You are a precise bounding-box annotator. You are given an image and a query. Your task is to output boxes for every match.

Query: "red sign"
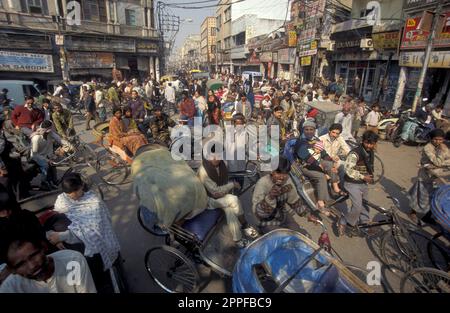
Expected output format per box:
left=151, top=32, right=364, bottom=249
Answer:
left=401, top=12, right=450, bottom=49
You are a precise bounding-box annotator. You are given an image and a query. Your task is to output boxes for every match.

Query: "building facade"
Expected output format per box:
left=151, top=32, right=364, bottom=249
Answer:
left=180, top=34, right=201, bottom=70
left=200, top=16, right=216, bottom=71
left=0, top=0, right=161, bottom=89
left=216, top=0, right=232, bottom=74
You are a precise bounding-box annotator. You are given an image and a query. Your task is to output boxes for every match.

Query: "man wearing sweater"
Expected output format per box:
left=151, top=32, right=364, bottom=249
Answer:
left=11, top=96, right=44, bottom=136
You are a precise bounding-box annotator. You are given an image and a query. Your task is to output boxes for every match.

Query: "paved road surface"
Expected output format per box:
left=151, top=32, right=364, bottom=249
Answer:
left=71, top=114, right=429, bottom=293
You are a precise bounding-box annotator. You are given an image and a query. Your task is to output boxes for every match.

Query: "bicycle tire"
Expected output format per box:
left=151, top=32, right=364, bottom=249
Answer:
left=81, top=144, right=98, bottom=169
left=95, top=154, right=129, bottom=185
left=372, top=154, right=384, bottom=184
left=400, top=267, right=450, bottom=293
left=427, top=232, right=450, bottom=272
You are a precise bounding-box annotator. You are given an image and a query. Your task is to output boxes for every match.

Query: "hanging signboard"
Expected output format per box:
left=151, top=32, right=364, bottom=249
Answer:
left=373, top=31, right=400, bottom=50
left=278, top=48, right=296, bottom=64
left=0, top=51, right=54, bottom=73
left=301, top=56, right=312, bottom=66
left=67, top=52, right=114, bottom=69
left=288, top=31, right=298, bottom=47
left=401, top=12, right=450, bottom=49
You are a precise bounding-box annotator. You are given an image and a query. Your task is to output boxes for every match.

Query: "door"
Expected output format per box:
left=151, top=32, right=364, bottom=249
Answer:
left=362, top=65, right=376, bottom=102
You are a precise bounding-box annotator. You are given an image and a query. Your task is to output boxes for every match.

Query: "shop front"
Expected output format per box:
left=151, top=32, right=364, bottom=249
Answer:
left=277, top=48, right=296, bottom=80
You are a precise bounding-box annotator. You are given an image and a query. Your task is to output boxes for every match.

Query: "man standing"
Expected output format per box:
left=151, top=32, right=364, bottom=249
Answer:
left=252, top=157, right=306, bottom=234
left=128, top=90, right=146, bottom=131
left=0, top=238, right=96, bottom=293
left=334, top=101, right=354, bottom=141
left=234, top=93, right=252, bottom=121
left=11, top=96, right=44, bottom=136
left=164, top=82, right=176, bottom=115
left=338, top=131, right=379, bottom=236
left=84, top=90, right=99, bottom=131
left=179, top=91, right=196, bottom=127
left=365, top=104, right=381, bottom=134
left=41, top=99, right=53, bottom=122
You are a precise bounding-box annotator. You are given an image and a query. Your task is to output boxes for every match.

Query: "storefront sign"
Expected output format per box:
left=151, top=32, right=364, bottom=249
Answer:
left=298, top=27, right=316, bottom=43
left=298, top=0, right=326, bottom=19
left=68, top=37, right=136, bottom=53
left=0, top=51, right=54, bottom=73
left=373, top=31, right=400, bottom=50
left=247, top=50, right=260, bottom=65
left=335, top=39, right=361, bottom=49
left=260, top=52, right=273, bottom=63
left=278, top=48, right=296, bottom=64
left=67, top=52, right=114, bottom=69
left=298, top=49, right=318, bottom=57
left=136, top=41, right=158, bottom=53
left=288, top=31, right=298, bottom=47
left=301, top=56, right=312, bottom=66
left=401, top=12, right=450, bottom=49
left=332, top=50, right=381, bottom=61
left=272, top=52, right=278, bottom=63
left=332, top=19, right=371, bottom=33
left=399, top=51, right=450, bottom=68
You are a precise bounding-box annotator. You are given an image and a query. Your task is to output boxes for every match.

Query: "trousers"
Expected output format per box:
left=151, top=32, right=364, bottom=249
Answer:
left=340, top=182, right=370, bottom=226
left=207, top=194, right=243, bottom=241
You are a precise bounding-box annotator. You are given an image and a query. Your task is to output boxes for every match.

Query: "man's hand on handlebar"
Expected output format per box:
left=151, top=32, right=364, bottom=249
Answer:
left=363, top=175, right=374, bottom=184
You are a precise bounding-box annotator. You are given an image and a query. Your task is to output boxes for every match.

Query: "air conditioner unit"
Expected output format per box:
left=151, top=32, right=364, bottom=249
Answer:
left=360, top=38, right=374, bottom=49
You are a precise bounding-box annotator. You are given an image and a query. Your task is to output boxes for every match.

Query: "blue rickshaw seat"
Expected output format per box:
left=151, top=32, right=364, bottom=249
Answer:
left=181, top=208, right=223, bottom=242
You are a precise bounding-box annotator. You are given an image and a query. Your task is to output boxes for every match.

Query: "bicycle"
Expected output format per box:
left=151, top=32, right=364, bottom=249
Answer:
left=52, top=131, right=98, bottom=169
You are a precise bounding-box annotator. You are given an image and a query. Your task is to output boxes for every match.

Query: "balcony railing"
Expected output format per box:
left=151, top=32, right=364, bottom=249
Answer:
left=0, top=10, right=159, bottom=39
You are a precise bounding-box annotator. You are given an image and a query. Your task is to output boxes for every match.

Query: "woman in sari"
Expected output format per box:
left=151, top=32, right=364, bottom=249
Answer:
left=205, top=94, right=222, bottom=126
left=108, top=107, right=148, bottom=156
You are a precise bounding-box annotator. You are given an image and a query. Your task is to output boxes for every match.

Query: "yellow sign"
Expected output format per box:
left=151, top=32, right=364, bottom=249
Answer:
left=310, top=40, right=317, bottom=50
left=301, top=56, right=312, bottom=66
left=373, top=31, right=400, bottom=50
left=289, top=31, right=297, bottom=47
left=407, top=18, right=417, bottom=27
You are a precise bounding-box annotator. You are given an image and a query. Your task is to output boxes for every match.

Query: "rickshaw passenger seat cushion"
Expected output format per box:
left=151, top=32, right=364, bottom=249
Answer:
left=181, top=208, right=223, bottom=242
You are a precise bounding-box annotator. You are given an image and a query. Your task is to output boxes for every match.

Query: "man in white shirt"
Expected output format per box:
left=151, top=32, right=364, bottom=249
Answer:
left=320, top=123, right=351, bottom=181
left=0, top=239, right=96, bottom=293
left=365, top=104, right=381, bottom=134
left=164, top=82, right=176, bottom=113
left=334, top=101, right=355, bottom=141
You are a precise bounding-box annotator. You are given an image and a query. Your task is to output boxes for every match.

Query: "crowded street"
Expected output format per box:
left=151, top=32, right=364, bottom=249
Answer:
left=0, top=0, right=450, bottom=297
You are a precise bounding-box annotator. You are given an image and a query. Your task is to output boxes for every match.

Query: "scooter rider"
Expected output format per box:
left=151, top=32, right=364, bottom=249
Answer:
left=338, top=130, right=378, bottom=236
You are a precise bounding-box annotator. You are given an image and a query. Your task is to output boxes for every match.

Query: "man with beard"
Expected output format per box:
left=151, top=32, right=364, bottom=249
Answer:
left=252, top=157, right=306, bottom=234
left=0, top=238, right=96, bottom=293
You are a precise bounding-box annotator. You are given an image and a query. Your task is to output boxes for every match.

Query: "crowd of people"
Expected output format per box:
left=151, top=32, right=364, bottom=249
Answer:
left=0, top=70, right=448, bottom=293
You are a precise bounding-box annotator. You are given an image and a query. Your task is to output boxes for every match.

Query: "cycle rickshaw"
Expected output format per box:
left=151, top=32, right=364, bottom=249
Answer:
left=134, top=145, right=373, bottom=293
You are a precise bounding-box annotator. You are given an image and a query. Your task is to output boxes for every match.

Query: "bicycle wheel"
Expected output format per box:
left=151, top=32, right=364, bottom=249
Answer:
left=96, top=154, right=129, bottom=185
left=400, top=267, right=450, bottom=293
left=372, top=154, right=384, bottom=184
left=427, top=232, right=450, bottom=272
left=145, top=245, right=199, bottom=293
left=81, top=144, right=98, bottom=169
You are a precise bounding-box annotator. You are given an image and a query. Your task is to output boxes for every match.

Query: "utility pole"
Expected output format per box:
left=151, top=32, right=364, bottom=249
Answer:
left=411, top=0, right=443, bottom=113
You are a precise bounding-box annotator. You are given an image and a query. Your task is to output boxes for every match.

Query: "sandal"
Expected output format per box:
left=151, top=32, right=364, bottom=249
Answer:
left=317, top=206, right=332, bottom=217
left=337, top=223, right=346, bottom=237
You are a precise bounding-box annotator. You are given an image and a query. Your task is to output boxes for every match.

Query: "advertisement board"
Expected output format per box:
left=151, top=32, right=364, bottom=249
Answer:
left=0, top=51, right=54, bottom=73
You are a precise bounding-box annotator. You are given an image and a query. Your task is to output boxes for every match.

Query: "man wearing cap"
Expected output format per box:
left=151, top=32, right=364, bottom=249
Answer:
left=294, top=120, right=340, bottom=216
left=149, top=105, right=176, bottom=146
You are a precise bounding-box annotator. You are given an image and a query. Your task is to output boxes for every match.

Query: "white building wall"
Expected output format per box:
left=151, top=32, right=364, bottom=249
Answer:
left=231, top=0, right=290, bottom=21
left=117, top=2, right=144, bottom=26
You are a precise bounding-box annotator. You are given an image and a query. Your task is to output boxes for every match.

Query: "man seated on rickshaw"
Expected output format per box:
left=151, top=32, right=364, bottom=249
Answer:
left=338, top=131, right=378, bottom=236
left=295, top=120, right=342, bottom=217
left=149, top=105, right=176, bottom=146
left=108, top=107, right=148, bottom=158
left=252, top=157, right=306, bottom=235
left=197, top=150, right=259, bottom=248
left=409, top=128, right=450, bottom=223
left=319, top=123, right=351, bottom=183
left=52, top=103, right=75, bottom=140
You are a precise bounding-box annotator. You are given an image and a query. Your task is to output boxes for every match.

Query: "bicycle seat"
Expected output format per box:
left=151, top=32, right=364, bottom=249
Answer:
left=181, top=208, right=223, bottom=242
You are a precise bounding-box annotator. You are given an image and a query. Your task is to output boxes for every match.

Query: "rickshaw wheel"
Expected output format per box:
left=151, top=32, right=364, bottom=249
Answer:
left=427, top=232, right=450, bottom=272
left=400, top=267, right=450, bottom=293
left=96, top=154, right=129, bottom=185
left=372, top=155, right=384, bottom=184
left=145, top=245, right=199, bottom=293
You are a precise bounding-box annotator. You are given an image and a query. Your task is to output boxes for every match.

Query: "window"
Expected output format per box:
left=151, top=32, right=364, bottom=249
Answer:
left=224, top=8, right=231, bottom=22
left=83, top=0, right=100, bottom=21
left=21, top=0, right=48, bottom=15
left=216, top=14, right=222, bottom=28
left=211, top=27, right=216, bottom=36
left=224, top=37, right=231, bottom=49
left=125, top=9, right=137, bottom=26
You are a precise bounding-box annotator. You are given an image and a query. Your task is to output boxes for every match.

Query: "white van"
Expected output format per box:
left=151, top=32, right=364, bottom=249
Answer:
left=0, top=80, right=41, bottom=108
